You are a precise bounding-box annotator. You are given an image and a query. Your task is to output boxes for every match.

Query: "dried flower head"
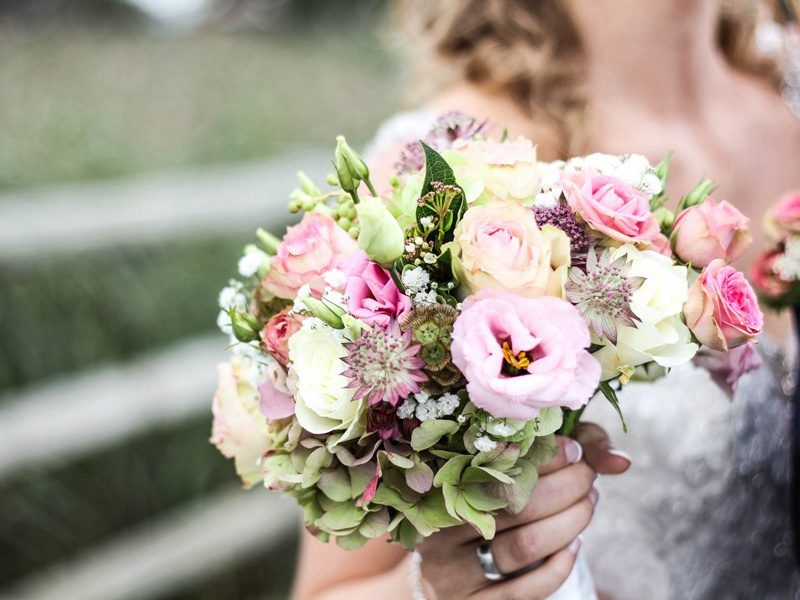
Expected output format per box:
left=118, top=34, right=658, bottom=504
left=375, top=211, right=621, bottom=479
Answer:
left=564, top=248, right=645, bottom=344
left=532, top=201, right=592, bottom=263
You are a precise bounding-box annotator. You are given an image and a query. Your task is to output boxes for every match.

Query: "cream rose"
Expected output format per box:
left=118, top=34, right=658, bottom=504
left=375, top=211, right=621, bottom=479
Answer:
left=593, top=244, right=699, bottom=380
left=447, top=198, right=570, bottom=299
left=457, top=138, right=540, bottom=202
left=288, top=320, right=364, bottom=438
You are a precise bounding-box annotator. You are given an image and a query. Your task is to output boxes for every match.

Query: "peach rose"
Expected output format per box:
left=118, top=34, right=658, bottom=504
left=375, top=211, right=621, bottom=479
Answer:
left=210, top=358, right=272, bottom=488
left=684, top=259, right=764, bottom=351
left=446, top=198, right=570, bottom=299
left=765, top=190, right=800, bottom=242
left=261, top=307, right=302, bottom=366
left=671, top=198, right=751, bottom=267
left=562, top=170, right=661, bottom=246
left=263, top=212, right=358, bottom=299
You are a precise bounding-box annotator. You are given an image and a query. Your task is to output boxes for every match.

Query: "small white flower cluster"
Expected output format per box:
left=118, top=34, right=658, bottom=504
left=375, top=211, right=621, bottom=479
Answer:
left=569, top=153, right=663, bottom=197
left=774, top=235, right=800, bottom=282
left=405, top=235, right=439, bottom=266
left=402, top=266, right=452, bottom=306
left=474, top=435, right=498, bottom=452
left=292, top=284, right=313, bottom=313
left=237, top=246, right=270, bottom=278
left=217, top=280, right=248, bottom=335
left=397, top=391, right=460, bottom=422
left=533, top=160, right=567, bottom=208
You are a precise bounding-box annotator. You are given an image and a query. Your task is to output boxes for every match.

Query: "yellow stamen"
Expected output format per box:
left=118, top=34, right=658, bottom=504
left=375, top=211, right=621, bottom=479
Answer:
left=502, top=341, right=531, bottom=371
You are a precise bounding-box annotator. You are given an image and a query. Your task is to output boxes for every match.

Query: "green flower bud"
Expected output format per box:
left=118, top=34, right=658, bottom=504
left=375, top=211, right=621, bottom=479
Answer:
left=654, top=206, right=675, bottom=230
left=338, top=218, right=353, bottom=231
left=255, top=228, right=281, bottom=255
left=682, top=179, right=714, bottom=210
left=348, top=226, right=360, bottom=239
left=228, top=308, right=261, bottom=342
left=326, top=173, right=340, bottom=187
left=336, top=202, right=351, bottom=218
left=355, top=196, right=404, bottom=266
left=333, top=157, right=357, bottom=194
left=301, top=297, right=346, bottom=329
left=335, top=135, right=369, bottom=181
left=297, top=171, right=322, bottom=197
left=288, top=200, right=302, bottom=214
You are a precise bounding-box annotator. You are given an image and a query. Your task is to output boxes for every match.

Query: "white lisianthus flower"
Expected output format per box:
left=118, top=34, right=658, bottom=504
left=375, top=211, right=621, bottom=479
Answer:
left=594, top=244, right=699, bottom=381
left=288, top=320, right=363, bottom=439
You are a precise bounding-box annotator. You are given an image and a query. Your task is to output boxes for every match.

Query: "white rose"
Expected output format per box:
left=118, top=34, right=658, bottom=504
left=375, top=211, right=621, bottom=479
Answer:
left=288, top=321, right=364, bottom=438
left=456, top=138, right=540, bottom=202
left=594, top=245, right=698, bottom=381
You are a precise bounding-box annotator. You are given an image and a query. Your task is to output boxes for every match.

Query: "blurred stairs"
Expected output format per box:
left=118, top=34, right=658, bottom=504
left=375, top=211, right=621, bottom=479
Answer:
left=0, top=150, right=329, bottom=599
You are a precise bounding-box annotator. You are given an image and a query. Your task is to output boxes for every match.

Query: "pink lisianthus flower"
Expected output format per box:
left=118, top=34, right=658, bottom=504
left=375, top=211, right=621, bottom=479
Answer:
left=684, top=259, right=764, bottom=351
left=693, top=342, right=762, bottom=399
left=261, top=307, right=302, bottom=366
left=343, top=250, right=412, bottom=327
left=210, top=359, right=272, bottom=488
left=671, top=197, right=751, bottom=268
left=451, top=290, right=601, bottom=420
left=263, top=212, right=358, bottom=299
left=765, top=189, right=800, bottom=242
left=750, top=248, right=792, bottom=298
left=258, top=361, right=295, bottom=420
left=562, top=170, right=661, bottom=246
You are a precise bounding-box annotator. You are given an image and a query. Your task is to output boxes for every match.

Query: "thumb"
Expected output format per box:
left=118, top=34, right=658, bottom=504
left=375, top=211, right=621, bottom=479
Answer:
left=574, top=422, right=631, bottom=475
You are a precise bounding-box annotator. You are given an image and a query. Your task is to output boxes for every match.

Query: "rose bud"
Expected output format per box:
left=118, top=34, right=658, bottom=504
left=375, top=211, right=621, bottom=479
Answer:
left=670, top=198, right=751, bottom=268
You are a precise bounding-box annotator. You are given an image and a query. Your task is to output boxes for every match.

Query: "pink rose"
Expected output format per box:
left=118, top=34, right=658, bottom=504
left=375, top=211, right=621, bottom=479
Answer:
left=765, top=190, right=800, bottom=242
left=261, top=307, right=302, bottom=366
left=684, top=259, right=764, bottom=351
left=447, top=198, right=571, bottom=299
left=263, top=212, right=358, bottom=299
left=562, top=170, right=661, bottom=245
left=210, top=359, right=271, bottom=488
left=693, top=342, right=762, bottom=399
left=342, top=250, right=412, bottom=327
left=258, top=361, right=295, bottom=420
left=750, top=249, right=792, bottom=298
left=451, top=290, right=601, bottom=420
left=671, top=198, right=751, bottom=268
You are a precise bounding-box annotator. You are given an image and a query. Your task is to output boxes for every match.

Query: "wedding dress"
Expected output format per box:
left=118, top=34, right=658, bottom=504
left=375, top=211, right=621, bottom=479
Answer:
left=366, top=64, right=800, bottom=596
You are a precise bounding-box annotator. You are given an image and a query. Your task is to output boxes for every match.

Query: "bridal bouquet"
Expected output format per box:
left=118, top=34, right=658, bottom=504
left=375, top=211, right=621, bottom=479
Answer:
left=752, top=190, right=800, bottom=307
left=211, top=113, right=763, bottom=550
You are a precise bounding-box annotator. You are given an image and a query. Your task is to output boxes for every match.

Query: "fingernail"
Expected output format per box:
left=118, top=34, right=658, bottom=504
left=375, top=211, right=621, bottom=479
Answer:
left=607, top=448, right=633, bottom=465
left=565, top=439, right=583, bottom=463
left=568, top=537, right=582, bottom=554
left=588, top=487, right=599, bottom=507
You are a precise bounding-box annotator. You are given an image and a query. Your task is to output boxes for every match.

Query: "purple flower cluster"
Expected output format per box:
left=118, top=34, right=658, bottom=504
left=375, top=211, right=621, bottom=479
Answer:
left=533, top=202, right=591, bottom=258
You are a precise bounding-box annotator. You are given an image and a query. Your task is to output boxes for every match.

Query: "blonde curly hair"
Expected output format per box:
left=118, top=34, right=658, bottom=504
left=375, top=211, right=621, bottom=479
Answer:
left=396, top=0, right=799, bottom=156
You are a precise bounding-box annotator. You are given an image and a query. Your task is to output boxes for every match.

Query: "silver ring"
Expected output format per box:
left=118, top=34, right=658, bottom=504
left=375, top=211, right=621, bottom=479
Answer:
left=476, top=541, right=504, bottom=581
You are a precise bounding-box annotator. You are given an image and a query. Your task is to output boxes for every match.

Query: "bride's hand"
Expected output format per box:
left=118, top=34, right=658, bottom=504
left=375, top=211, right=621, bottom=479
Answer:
left=416, top=429, right=630, bottom=600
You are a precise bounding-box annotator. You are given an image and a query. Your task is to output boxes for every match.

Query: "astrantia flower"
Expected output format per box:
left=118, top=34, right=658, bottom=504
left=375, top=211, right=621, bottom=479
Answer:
left=565, top=248, right=645, bottom=344
left=342, top=322, right=428, bottom=406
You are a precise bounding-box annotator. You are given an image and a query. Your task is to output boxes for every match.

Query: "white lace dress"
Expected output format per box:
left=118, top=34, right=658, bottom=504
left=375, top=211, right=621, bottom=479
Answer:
left=367, top=97, right=800, bottom=599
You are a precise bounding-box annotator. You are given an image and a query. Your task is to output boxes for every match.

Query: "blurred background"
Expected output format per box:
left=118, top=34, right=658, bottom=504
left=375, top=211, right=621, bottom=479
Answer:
left=0, top=1, right=401, bottom=598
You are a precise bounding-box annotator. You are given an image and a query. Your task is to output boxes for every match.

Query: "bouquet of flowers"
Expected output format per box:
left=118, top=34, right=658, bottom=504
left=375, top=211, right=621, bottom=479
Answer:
left=752, top=190, right=800, bottom=307
left=211, top=113, right=763, bottom=550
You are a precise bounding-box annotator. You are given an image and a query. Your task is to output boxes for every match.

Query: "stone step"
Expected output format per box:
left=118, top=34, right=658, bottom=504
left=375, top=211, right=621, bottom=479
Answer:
left=0, top=486, right=298, bottom=600
left=0, top=334, right=225, bottom=480
left=0, top=147, right=329, bottom=263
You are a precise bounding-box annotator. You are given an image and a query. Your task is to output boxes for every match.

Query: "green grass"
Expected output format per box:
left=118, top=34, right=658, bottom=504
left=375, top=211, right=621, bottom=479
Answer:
left=0, top=20, right=401, bottom=191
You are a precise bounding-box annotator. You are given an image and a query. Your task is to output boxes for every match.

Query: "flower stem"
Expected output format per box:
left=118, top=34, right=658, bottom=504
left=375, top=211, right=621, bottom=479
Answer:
left=558, top=406, right=586, bottom=438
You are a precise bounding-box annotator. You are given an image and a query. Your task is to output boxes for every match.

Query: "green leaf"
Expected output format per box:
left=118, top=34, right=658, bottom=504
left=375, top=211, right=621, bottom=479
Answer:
left=316, top=501, right=366, bottom=534
left=359, top=508, right=391, bottom=539
left=398, top=519, right=421, bottom=551
left=454, top=493, right=496, bottom=539
left=336, top=531, right=369, bottom=550
left=433, top=455, right=472, bottom=487
left=522, top=434, right=559, bottom=470
left=473, top=466, right=514, bottom=485
left=417, top=142, right=467, bottom=238
left=461, top=482, right=510, bottom=513
left=406, top=455, right=434, bottom=493
left=534, top=408, right=564, bottom=437
left=348, top=462, right=376, bottom=498
left=404, top=488, right=462, bottom=536
left=411, top=419, right=460, bottom=451
left=493, top=454, right=541, bottom=514
left=379, top=450, right=415, bottom=470
left=600, top=381, right=628, bottom=433
left=371, top=484, right=413, bottom=512
left=317, top=467, right=352, bottom=502
left=302, top=446, right=333, bottom=488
